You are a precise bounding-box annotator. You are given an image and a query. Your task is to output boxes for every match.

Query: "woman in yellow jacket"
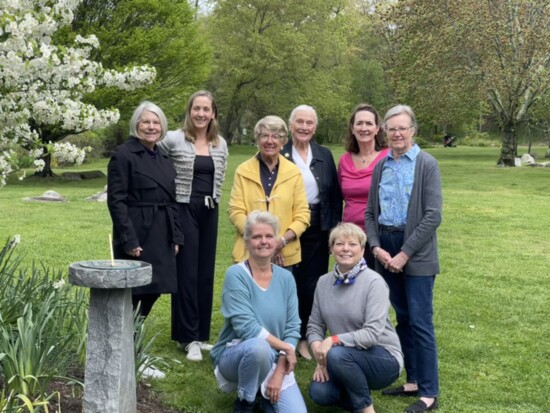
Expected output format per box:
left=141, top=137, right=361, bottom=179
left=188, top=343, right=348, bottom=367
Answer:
left=228, top=115, right=310, bottom=269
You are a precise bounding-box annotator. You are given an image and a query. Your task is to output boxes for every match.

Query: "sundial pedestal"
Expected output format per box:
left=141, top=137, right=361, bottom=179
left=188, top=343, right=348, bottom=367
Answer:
left=69, top=260, right=152, bottom=413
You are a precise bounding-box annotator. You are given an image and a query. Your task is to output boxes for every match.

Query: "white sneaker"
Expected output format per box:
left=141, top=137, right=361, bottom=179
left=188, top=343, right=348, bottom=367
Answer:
left=199, top=342, right=213, bottom=351
left=185, top=341, right=203, bottom=361
left=139, top=365, right=166, bottom=379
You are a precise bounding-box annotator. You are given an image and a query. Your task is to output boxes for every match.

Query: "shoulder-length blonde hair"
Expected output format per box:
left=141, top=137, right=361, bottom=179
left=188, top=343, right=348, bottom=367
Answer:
left=182, top=90, right=221, bottom=146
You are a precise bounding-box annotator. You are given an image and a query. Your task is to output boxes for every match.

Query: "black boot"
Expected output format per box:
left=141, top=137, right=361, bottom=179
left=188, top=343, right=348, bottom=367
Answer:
left=232, top=397, right=255, bottom=413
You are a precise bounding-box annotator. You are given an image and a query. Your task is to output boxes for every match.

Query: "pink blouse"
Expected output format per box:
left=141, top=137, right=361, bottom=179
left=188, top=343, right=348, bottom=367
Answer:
left=338, top=149, right=389, bottom=230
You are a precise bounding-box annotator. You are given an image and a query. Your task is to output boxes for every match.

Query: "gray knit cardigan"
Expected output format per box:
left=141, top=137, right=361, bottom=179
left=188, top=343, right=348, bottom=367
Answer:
left=158, top=130, right=228, bottom=203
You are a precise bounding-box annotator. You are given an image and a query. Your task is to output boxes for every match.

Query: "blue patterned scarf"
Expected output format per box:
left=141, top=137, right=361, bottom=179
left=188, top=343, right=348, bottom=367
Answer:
left=333, top=258, right=367, bottom=286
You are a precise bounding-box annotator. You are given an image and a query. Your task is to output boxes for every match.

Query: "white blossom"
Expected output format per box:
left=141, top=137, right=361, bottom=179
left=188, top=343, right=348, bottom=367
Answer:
left=33, top=159, right=46, bottom=172
left=0, top=0, right=156, bottom=186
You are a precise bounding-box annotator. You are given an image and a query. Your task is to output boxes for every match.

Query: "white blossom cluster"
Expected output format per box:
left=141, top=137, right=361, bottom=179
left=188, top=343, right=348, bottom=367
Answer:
left=0, top=0, right=156, bottom=186
left=51, top=141, right=89, bottom=166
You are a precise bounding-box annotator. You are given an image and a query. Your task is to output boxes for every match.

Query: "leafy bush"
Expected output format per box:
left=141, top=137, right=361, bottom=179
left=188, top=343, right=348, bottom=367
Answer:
left=0, top=237, right=87, bottom=402
left=0, top=388, right=51, bottom=412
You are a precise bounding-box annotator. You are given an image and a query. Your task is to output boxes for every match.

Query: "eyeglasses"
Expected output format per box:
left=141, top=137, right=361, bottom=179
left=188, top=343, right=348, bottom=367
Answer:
left=386, top=126, right=414, bottom=134
left=258, top=133, right=284, bottom=141
left=139, top=120, right=161, bottom=127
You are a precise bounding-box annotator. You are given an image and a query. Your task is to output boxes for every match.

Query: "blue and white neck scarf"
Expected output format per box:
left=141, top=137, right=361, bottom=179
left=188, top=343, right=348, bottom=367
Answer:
left=333, top=258, right=367, bottom=286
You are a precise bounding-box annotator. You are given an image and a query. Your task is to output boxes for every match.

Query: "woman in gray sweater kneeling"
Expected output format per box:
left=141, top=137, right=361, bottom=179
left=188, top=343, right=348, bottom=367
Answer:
left=307, top=223, right=403, bottom=413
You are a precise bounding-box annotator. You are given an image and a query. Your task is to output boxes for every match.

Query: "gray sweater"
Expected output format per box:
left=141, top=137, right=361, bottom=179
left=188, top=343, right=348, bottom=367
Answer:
left=158, top=130, right=228, bottom=203
left=307, top=268, right=404, bottom=371
left=365, top=150, right=442, bottom=276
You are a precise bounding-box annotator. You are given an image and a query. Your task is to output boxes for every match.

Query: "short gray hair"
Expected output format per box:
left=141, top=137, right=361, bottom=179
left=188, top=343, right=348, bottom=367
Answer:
left=384, top=104, right=417, bottom=128
left=253, top=116, right=288, bottom=145
left=289, top=105, right=318, bottom=127
left=244, top=211, right=280, bottom=242
left=329, top=222, right=367, bottom=249
left=129, top=101, right=168, bottom=140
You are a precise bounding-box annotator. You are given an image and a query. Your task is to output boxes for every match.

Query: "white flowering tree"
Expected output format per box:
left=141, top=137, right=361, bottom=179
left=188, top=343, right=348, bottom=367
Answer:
left=0, top=0, right=156, bottom=184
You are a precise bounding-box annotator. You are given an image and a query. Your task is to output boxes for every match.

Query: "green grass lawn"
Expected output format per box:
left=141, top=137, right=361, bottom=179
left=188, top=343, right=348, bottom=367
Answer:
left=1, top=145, right=549, bottom=412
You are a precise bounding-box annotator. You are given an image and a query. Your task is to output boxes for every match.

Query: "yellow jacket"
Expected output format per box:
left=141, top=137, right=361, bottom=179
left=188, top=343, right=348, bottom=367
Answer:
left=228, top=154, right=310, bottom=265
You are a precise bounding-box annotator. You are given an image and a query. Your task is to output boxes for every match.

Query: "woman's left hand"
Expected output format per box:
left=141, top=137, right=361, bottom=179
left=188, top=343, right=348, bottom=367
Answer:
left=313, top=337, right=332, bottom=367
left=385, top=251, right=409, bottom=273
left=174, top=244, right=180, bottom=255
left=266, top=372, right=284, bottom=403
left=312, top=363, right=330, bottom=382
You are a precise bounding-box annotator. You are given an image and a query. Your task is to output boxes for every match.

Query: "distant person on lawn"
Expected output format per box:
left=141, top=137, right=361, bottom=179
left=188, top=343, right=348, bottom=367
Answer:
left=211, top=211, right=307, bottom=413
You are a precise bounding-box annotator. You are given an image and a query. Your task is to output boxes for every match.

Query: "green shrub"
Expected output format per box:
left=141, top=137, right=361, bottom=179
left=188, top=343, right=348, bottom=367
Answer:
left=0, top=237, right=87, bottom=401
left=0, top=388, right=51, bottom=412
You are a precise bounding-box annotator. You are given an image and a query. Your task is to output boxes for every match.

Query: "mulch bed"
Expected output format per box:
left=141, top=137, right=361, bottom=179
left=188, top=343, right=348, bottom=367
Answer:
left=46, top=375, right=184, bottom=413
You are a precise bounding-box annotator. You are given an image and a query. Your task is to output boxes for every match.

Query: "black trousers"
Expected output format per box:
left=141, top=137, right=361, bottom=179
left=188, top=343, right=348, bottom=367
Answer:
left=132, top=293, right=160, bottom=318
left=171, top=199, right=218, bottom=344
left=293, top=222, right=330, bottom=339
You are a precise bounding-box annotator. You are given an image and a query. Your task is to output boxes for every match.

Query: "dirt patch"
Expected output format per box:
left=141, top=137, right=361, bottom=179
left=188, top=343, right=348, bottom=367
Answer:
left=46, top=377, right=184, bottom=413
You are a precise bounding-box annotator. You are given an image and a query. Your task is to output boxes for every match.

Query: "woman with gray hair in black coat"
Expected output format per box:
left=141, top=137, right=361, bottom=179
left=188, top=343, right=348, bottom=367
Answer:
left=108, top=101, right=183, bottom=318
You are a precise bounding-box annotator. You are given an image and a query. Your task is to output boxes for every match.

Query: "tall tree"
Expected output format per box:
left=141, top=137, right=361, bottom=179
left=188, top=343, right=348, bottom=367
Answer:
left=70, top=0, right=211, bottom=147
left=380, top=0, right=550, bottom=165
left=0, top=0, right=156, bottom=181
left=207, top=0, right=356, bottom=143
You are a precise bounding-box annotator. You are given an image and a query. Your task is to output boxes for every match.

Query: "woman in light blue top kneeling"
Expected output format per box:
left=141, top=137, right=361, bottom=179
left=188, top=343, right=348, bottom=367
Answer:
left=211, top=211, right=307, bottom=413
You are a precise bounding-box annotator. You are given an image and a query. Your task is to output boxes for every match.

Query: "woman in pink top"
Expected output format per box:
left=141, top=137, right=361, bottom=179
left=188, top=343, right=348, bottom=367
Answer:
left=338, top=104, right=388, bottom=268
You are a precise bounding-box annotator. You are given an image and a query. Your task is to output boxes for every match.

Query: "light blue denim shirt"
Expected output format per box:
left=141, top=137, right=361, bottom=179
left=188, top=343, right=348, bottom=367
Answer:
left=379, top=144, right=420, bottom=227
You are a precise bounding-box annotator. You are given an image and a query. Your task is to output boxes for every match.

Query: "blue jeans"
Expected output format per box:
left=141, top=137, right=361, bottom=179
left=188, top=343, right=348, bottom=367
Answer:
left=380, top=229, right=439, bottom=397
left=309, top=345, right=400, bottom=412
left=217, top=338, right=307, bottom=413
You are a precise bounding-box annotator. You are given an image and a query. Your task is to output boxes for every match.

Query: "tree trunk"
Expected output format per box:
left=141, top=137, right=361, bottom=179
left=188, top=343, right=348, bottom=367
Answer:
left=497, top=122, right=517, bottom=167
left=222, top=97, right=242, bottom=145
left=34, top=152, right=55, bottom=178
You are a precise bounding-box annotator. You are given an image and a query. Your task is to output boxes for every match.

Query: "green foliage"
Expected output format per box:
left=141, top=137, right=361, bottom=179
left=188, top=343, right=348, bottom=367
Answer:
left=0, top=241, right=87, bottom=400
left=207, top=0, right=359, bottom=143
left=0, top=388, right=51, bottom=413
left=69, top=0, right=212, bottom=150
left=379, top=0, right=550, bottom=165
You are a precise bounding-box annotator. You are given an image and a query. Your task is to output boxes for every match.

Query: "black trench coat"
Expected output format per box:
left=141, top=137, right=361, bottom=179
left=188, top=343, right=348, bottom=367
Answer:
left=107, top=137, right=184, bottom=295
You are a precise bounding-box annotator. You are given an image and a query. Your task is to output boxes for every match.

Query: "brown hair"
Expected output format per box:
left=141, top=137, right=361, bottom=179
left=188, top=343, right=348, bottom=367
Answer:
left=344, top=103, right=387, bottom=154
left=182, top=90, right=221, bottom=146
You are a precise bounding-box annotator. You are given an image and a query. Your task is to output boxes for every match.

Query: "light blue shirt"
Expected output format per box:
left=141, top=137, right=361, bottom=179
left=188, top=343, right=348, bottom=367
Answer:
left=211, top=262, right=301, bottom=365
left=379, top=144, right=420, bottom=227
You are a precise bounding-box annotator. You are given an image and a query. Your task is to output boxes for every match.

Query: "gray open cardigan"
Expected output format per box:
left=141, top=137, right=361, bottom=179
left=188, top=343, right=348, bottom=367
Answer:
left=365, top=150, right=442, bottom=276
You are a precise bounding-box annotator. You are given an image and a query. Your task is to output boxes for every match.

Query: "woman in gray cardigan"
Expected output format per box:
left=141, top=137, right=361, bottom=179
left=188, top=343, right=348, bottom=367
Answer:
left=158, top=90, right=228, bottom=362
left=365, top=105, right=442, bottom=413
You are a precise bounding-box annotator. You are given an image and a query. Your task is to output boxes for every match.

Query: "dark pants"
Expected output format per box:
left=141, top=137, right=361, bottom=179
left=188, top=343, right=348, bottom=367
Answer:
left=379, top=229, right=439, bottom=397
left=171, top=199, right=218, bottom=344
left=293, top=206, right=330, bottom=339
left=309, top=345, right=400, bottom=412
left=132, top=293, right=160, bottom=318
left=363, top=241, right=375, bottom=270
